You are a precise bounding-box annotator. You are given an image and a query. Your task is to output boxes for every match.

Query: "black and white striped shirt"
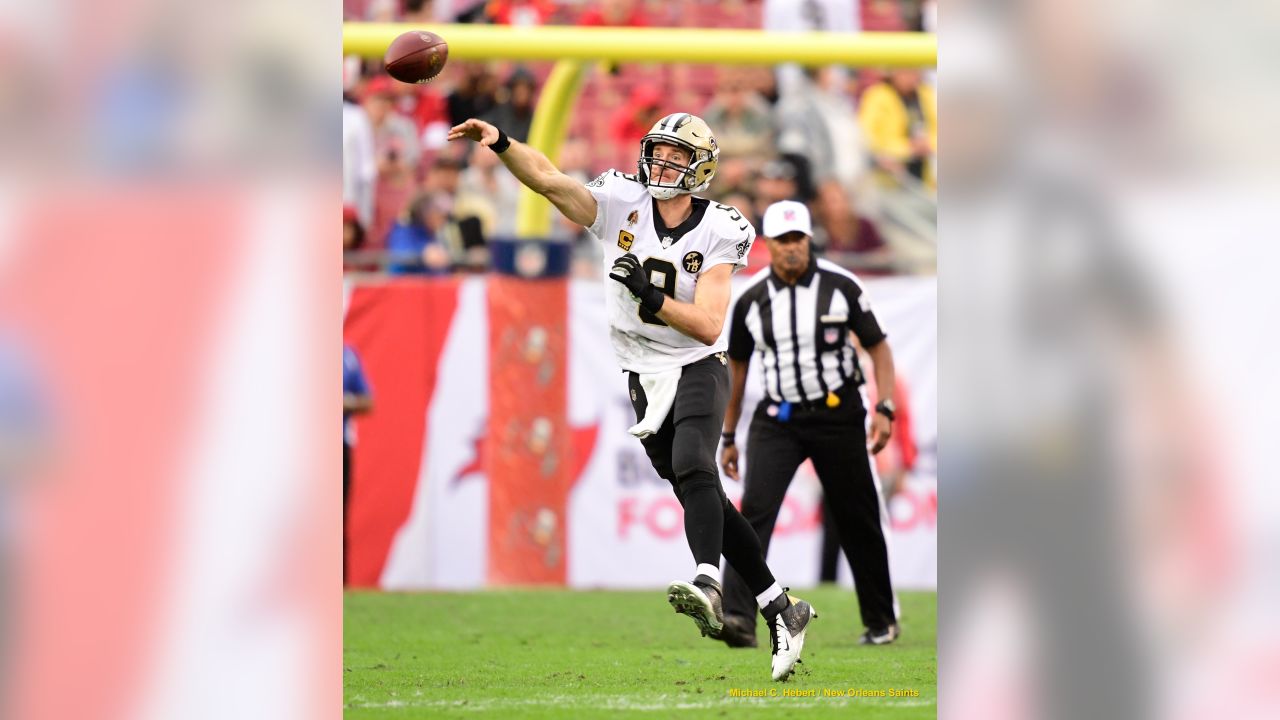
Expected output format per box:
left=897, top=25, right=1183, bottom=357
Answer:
left=727, top=257, right=886, bottom=405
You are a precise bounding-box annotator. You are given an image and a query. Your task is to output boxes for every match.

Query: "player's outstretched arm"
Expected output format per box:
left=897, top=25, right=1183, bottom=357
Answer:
left=447, top=119, right=597, bottom=227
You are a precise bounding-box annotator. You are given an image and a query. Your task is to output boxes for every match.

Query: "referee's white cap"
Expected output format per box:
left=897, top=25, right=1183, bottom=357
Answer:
left=762, top=200, right=813, bottom=238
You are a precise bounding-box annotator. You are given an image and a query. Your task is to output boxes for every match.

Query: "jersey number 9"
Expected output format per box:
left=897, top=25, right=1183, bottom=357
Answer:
left=639, top=258, right=678, bottom=326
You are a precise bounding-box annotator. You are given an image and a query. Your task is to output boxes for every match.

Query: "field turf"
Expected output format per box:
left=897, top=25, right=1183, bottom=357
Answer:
left=345, top=587, right=936, bottom=718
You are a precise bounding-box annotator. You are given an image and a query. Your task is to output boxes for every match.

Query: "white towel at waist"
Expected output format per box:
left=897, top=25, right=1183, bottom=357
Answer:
left=628, top=367, right=683, bottom=439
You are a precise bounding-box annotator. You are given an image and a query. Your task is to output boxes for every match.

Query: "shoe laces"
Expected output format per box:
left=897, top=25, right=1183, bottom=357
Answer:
left=771, top=611, right=790, bottom=656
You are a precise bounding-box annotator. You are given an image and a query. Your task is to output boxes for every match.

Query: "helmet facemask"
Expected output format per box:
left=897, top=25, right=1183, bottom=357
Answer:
left=638, top=139, right=697, bottom=200
left=636, top=114, right=719, bottom=200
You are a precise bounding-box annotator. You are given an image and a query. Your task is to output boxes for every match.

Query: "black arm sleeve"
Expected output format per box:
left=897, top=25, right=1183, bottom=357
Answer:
left=844, top=280, right=887, bottom=348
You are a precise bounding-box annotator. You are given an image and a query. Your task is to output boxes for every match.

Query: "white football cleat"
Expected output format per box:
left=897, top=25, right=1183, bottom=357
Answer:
left=769, top=595, right=817, bottom=681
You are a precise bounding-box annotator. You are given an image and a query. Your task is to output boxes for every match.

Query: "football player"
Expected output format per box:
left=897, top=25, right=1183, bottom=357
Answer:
left=449, top=113, right=816, bottom=680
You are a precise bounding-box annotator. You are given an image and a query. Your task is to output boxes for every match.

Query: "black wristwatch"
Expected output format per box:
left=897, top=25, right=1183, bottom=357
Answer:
left=874, top=399, right=896, bottom=422
left=721, top=431, right=736, bottom=446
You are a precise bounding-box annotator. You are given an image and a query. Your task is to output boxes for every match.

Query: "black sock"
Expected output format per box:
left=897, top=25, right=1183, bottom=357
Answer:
left=761, top=592, right=790, bottom=624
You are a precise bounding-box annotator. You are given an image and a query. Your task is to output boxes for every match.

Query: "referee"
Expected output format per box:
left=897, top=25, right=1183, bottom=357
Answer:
left=718, top=200, right=901, bottom=647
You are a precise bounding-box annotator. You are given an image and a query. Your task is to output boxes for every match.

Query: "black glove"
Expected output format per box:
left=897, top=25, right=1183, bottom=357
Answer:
left=609, top=253, right=665, bottom=313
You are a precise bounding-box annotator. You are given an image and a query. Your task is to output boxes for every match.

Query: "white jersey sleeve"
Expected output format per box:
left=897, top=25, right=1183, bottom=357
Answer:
left=585, top=169, right=644, bottom=241
left=702, top=201, right=757, bottom=274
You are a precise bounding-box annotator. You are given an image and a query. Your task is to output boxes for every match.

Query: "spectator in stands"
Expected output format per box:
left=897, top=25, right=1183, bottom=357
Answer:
left=748, top=65, right=780, bottom=107
left=549, top=138, right=593, bottom=241
left=752, top=159, right=801, bottom=225
left=482, top=66, right=538, bottom=143
left=863, top=0, right=909, bottom=31
left=364, top=74, right=423, bottom=246
left=458, top=143, right=520, bottom=238
left=858, top=69, right=936, bottom=186
left=385, top=191, right=453, bottom=274
left=775, top=67, right=858, bottom=196
left=423, top=154, right=466, bottom=195
left=712, top=157, right=757, bottom=200
left=364, top=75, right=422, bottom=176
left=485, top=0, right=556, bottom=26
left=765, top=0, right=859, bottom=34
left=446, top=63, right=499, bottom=127
left=343, top=204, right=365, bottom=253
left=814, top=181, right=894, bottom=272
left=445, top=0, right=490, bottom=22
left=343, top=92, right=377, bottom=228
left=366, top=0, right=398, bottom=22
left=390, top=75, right=450, bottom=153
left=578, top=0, right=649, bottom=27
left=556, top=137, right=593, bottom=184
left=764, top=0, right=858, bottom=98
left=403, top=0, right=435, bottom=23
left=608, top=84, right=665, bottom=166
left=701, top=67, right=776, bottom=167
left=344, top=204, right=377, bottom=273
left=813, top=65, right=869, bottom=191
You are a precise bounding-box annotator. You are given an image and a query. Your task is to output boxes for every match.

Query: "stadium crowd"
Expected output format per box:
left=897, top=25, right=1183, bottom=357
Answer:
left=342, top=0, right=937, bottom=276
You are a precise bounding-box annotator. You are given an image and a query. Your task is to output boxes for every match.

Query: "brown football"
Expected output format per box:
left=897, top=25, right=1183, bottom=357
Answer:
left=384, top=31, right=448, bottom=84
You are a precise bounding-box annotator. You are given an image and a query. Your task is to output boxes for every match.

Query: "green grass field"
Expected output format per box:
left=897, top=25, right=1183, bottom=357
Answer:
left=345, top=587, right=936, bottom=718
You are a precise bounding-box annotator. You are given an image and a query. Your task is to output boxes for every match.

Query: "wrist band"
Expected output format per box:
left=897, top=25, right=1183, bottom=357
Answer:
left=490, top=128, right=511, bottom=154
left=721, top=432, right=735, bottom=444
left=875, top=401, right=895, bottom=422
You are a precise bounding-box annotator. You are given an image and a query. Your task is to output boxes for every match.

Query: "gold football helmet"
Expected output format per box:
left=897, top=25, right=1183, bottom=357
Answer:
left=637, top=113, right=719, bottom=200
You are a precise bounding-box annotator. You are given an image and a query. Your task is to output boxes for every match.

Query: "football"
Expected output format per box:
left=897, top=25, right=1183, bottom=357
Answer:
left=384, top=30, right=448, bottom=84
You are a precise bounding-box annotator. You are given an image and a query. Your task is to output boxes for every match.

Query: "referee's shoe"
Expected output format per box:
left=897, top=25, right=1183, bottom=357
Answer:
left=858, top=623, right=901, bottom=646
left=719, top=615, right=759, bottom=648
left=666, top=575, right=725, bottom=639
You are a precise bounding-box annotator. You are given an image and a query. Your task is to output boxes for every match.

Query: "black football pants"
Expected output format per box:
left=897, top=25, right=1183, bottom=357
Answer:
left=628, top=353, right=777, bottom=595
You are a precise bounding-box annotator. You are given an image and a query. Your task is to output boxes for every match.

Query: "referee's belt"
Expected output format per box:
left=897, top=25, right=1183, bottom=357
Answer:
left=762, top=382, right=861, bottom=419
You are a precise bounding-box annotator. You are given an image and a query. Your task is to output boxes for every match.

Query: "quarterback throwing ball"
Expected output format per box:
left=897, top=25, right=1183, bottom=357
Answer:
left=449, top=113, right=816, bottom=681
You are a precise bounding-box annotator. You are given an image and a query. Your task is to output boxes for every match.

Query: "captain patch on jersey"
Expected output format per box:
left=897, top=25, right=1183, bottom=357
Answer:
left=586, top=170, right=756, bottom=373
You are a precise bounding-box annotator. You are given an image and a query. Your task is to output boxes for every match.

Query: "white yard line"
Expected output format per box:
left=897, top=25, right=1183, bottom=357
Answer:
left=346, top=693, right=936, bottom=711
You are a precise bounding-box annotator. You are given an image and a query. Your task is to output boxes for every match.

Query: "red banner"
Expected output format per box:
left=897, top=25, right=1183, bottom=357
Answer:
left=486, top=277, right=570, bottom=584
left=343, top=278, right=462, bottom=586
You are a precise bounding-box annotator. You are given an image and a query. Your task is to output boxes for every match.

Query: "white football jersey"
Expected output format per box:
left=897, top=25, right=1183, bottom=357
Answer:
left=586, top=170, right=756, bottom=373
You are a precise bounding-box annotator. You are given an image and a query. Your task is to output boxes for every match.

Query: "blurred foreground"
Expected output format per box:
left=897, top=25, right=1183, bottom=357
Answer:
left=942, top=1, right=1280, bottom=719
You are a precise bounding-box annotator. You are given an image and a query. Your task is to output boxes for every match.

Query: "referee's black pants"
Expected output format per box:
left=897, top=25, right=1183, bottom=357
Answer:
left=722, top=383, right=898, bottom=632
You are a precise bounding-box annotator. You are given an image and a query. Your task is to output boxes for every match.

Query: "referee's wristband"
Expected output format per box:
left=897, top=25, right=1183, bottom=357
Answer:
left=874, top=400, right=896, bottom=422
left=490, top=128, right=511, bottom=154
left=721, top=432, right=736, bottom=445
